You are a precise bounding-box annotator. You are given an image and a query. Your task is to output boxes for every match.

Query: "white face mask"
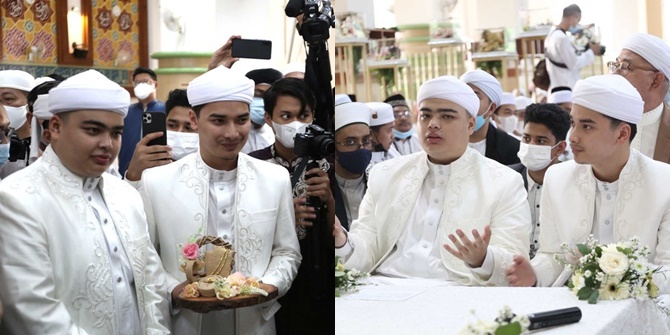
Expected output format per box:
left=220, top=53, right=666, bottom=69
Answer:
left=271, top=120, right=309, bottom=149
left=515, top=119, right=525, bottom=134
left=518, top=141, right=562, bottom=171
left=5, top=105, right=28, bottom=130
left=133, top=83, right=155, bottom=100
left=498, top=115, right=517, bottom=134
left=167, top=130, right=199, bottom=160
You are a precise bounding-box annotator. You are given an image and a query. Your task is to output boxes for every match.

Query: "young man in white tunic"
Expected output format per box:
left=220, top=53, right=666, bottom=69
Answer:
left=335, top=76, right=530, bottom=285
left=132, top=65, right=301, bottom=335
left=612, top=33, right=670, bottom=164
left=365, top=101, right=400, bottom=175
left=506, top=75, right=670, bottom=294
left=0, top=69, right=170, bottom=334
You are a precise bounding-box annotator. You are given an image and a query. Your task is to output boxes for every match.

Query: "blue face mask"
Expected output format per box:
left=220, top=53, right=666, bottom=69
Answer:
left=250, top=97, right=266, bottom=126
left=568, top=25, right=579, bottom=34
left=337, top=149, right=372, bottom=175
left=393, top=128, right=414, bottom=140
left=0, top=143, right=9, bottom=167
left=474, top=103, right=493, bottom=132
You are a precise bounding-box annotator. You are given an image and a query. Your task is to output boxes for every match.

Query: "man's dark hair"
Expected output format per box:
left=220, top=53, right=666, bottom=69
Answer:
left=165, top=89, right=191, bottom=116
left=562, top=4, right=581, bottom=18
left=524, top=103, right=571, bottom=141
left=133, top=67, right=157, bottom=81
left=603, top=115, right=638, bottom=143
left=262, top=78, right=316, bottom=118
left=245, top=68, right=283, bottom=86
left=27, top=81, right=61, bottom=114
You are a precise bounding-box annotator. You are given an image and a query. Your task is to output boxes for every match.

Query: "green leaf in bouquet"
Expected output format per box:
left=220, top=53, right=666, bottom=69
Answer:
left=594, top=246, right=602, bottom=257
left=617, top=247, right=632, bottom=256
left=577, top=244, right=591, bottom=256
left=588, top=289, right=599, bottom=304
left=495, top=322, right=522, bottom=335
left=577, top=286, right=594, bottom=300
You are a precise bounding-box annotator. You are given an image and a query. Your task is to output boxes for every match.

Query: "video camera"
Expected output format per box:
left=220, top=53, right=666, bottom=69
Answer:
left=294, top=124, right=335, bottom=158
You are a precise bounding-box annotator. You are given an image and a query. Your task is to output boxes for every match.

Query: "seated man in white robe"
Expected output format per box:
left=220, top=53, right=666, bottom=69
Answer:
left=366, top=101, right=400, bottom=176
left=335, top=76, right=531, bottom=286
left=0, top=69, right=170, bottom=334
left=386, top=94, right=423, bottom=155
left=133, top=65, right=301, bottom=335
left=506, top=75, right=670, bottom=294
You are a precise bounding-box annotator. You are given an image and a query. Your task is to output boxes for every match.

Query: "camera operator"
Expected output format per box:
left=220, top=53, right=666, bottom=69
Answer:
left=248, top=77, right=335, bottom=335
left=544, top=4, right=603, bottom=91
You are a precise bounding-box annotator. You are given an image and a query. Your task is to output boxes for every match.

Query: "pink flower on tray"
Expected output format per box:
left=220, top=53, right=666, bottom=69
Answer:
left=227, top=272, right=246, bottom=287
left=182, top=243, right=200, bottom=260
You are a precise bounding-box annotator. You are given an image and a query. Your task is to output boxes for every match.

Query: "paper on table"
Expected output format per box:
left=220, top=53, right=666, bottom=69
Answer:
left=342, top=285, right=425, bottom=301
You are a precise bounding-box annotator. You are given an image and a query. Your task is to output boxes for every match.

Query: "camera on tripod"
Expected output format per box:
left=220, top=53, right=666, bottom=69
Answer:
left=285, top=0, right=334, bottom=44
left=294, top=124, right=335, bottom=158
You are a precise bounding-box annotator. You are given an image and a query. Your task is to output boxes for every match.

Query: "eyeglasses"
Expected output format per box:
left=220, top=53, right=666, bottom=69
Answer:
left=607, top=61, right=658, bottom=75
left=335, top=138, right=372, bottom=149
left=394, top=110, right=411, bottom=119
left=133, top=79, right=154, bottom=86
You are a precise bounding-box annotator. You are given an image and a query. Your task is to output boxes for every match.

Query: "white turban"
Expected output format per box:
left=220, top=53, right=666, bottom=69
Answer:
left=33, top=76, right=55, bottom=89
left=187, top=65, right=254, bottom=107
left=548, top=90, right=572, bottom=104
left=0, top=70, right=34, bottom=92
left=622, top=33, right=670, bottom=80
left=32, top=94, right=51, bottom=120
left=49, top=70, right=130, bottom=116
left=335, top=94, right=352, bottom=106
left=460, top=69, right=503, bottom=106
left=417, top=76, right=479, bottom=117
left=30, top=94, right=51, bottom=161
left=366, top=102, right=394, bottom=127
left=282, top=62, right=305, bottom=76
left=515, top=96, right=533, bottom=110
left=335, top=102, right=370, bottom=131
left=572, top=75, right=643, bottom=124
left=500, top=92, right=516, bottom=106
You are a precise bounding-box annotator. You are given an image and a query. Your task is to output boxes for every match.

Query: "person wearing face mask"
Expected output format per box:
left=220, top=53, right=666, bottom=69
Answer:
left=0, top=106, right=10, bottom=176
left=241, top=68, right=281, bottom=154
left=507, top=103, right=569, bottom=258
left=462, top=69, right=521, bottom=165
left=118, top=67, right=165, bottom=178
left=249, top=78, right=335, bottom=335
left=365, top=101, right=399, bottom=177
left=492, top=92, right=518, bottom=135
left=544, top=4, right=602, bottom=91
left=0, top=70, right=35, bottom=179
left=332, top=102, right=372, bottom=231
left=385, top=94, right=423, bottom=155
left=133, top=65, right=300, bottom=335
left=334, top=76, right=530, bottom=285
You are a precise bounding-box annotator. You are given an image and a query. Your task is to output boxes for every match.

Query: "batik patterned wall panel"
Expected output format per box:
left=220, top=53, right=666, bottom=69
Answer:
left=92, top=0, right=140, bottom=69
left=1, top=0, right=57, bottom=63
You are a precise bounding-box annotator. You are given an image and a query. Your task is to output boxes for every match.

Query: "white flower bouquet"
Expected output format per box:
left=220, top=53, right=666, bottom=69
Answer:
left=335, top=256, right=369, bottom=297
left=459, top=306, right=530, bottom=335
left=554, top=235, right=663, bottom=303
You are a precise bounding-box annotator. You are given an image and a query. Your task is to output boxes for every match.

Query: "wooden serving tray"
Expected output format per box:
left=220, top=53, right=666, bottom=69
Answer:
left=176, top=283, right=278, bottom=313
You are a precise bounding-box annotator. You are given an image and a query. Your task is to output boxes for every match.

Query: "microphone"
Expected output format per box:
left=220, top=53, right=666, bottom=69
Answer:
left=285, top=0, right=304, bottom=17
left=527, top=307, right=582, bottom=330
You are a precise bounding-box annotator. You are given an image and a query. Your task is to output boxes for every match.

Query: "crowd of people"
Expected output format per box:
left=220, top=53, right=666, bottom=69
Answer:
left=1, top=3, right=670, bottom=334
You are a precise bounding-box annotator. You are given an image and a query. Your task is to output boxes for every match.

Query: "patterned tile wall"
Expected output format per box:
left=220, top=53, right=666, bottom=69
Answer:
left=0, top=63, right=131, bottom=86
left=92, top=0, right=140, bottom=68
left=2, top=0, right=57, bottom=63
left=1, top=0, right=141, bottom=72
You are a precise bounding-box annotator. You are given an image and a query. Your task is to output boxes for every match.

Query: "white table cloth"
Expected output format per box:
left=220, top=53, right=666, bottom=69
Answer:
left=336, top=277, right=670, bottom=335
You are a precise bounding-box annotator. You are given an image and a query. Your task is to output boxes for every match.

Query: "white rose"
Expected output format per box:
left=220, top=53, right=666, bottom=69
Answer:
left=598, top=251, right=629, bottom=276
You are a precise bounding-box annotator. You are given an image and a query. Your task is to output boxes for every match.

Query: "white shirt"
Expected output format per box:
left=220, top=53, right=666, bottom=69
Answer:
left=526, top=171, right=542, bottom=259
left=392, top=135, right=423, bottom=155
left=366, top=148, right=400, bottom=178
left=336, top=173, right=366, bottom=227
left=591, top=179, right=618, bottom=245
left=203, top=164, right=237, bottom=334
left=342, top=161, right=494, bottom=279
left=241, top=124, right=275, bottom=154
left=468, top=139, right=487, bottom=156
left=544, top=27, right=595, bottom=90
left=83, top=177, right=142, bottom=335
left=632, top=103, right=663, bottom=159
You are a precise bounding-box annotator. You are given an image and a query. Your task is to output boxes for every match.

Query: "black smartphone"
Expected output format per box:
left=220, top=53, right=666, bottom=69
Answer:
left=142, top=112, right=167, bottom=146
left=231, top=39, right=272, bottom=60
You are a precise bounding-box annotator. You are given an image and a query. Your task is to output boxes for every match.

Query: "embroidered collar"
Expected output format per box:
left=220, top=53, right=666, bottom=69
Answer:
left=41, top=146, right=105, bottom=191
left=82, top=176, right=102, bottom=192
left=638, top=103, right=664, bottom=127
left=270, top=144, right=303, bottom=172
